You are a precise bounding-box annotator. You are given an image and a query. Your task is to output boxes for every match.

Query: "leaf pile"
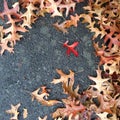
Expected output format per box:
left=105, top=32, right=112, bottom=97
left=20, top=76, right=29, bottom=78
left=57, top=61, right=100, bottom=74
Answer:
left=79, top=0, right=120, bottom=74
left=2, top=0, right=120, bottom=120
left=51, top=69, right=120, bottom=120
left=30, top=69, right=120, bottom=120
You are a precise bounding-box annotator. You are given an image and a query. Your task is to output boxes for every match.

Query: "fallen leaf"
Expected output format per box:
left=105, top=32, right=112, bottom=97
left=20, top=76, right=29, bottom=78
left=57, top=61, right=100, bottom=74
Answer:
left=64, top=14, right=80, bottom=28
left=52, top=99, right=86, bottom=119
left=6, top=103, right=21, bottom=120
left=88, top=68, right=110, bottom=92
left=63, top=40, right=79, bottom=57
left=31, top=86, right=61, bottom=106
left=38, top=115, right=47, bottom=120
left=51, top=69, right=74, bottom=84
left=23, top=108, right=28, bottom=119
left=53, top=22, right=68, bottom=34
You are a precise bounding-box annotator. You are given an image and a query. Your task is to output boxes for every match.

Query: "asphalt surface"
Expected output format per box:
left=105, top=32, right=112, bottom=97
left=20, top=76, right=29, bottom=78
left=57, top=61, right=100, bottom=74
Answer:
left=0, top=0, right=98, bottom=119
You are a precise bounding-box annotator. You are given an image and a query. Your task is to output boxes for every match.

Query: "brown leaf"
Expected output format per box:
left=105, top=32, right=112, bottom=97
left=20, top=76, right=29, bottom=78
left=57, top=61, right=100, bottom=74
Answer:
left=46, top=0, right=63, bottom=17
left=88, top=68, right=110, bottom=92
left=97, top=112, right=108, bottom=120
left=103, top=58, right=120, bottom=74
left=52, top=69, right=79, bottom=99
left=58, top=2, right=76, bottom=17
left=0, top=26, right=3, bottom=40
left=53, top=22, right=68, bottom=34
left=0, top=0, right=29, bottom=54
left=54, top=117, right=63, bottom=120
left=52, top=108, right=64, bottom=118
left=51, top=69, right=74, bottom=84
left=52, top=99, right=86, bottom=119
left=0, top=38, right=14, bottom=55
left=23, top=108, right=28, bottom=119
left=38, top=115, right=47, bottom=120
left=63, top=81, right=80, bottom=99
left=31, top=86, right=61, bottom=106
left=21, top=2, right=38, bottom=28
left=6, top=103, right=21, bottom=120
left=64, top=14, right=80, bottom=28
left=53, top=14, right=80, bottom=33
left=98, top=94, right=116, bottom=114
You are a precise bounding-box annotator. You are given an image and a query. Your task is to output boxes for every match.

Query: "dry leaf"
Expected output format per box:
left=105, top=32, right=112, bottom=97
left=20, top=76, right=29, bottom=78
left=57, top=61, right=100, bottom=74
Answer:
left=0, top=0, right=27, bottom=54
left=51, top=69, right=74, bottom=84
left=53, top=14, right=80, bottom=33
left=38, top=115, right=47, bottom=120
left=46, top=0, right=63, bottom=17
left=64, top=14, right=80, bottom=28
left=6, top=103, right=21, bottom=120
left=0, top=26, right=3, bottom=40
left=21, top=2, right=38, bottom=28
left=23, top=108, right=28, bottom=119
left=103, top=58, right=120, bottom=74
left=97, top=112, right=117, bottom=120
left=54, top=117, right=63, bottom=120
left=88, top=68, right=110, bottom=92
left=31, top=86, right=61, bottom=106
left=52, top=98, right=86, bottom=119
left=53, top=22, right=68, bottom=34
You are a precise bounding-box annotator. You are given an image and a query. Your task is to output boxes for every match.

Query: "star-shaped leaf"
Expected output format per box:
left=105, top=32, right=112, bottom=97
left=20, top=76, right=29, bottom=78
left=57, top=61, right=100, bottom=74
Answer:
left=63, top=40, right=79, bottom=57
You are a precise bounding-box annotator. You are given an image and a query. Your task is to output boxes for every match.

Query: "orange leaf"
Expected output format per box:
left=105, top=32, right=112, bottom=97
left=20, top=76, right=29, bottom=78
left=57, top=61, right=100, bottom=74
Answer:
left=51, top=69, right=74, bottom=84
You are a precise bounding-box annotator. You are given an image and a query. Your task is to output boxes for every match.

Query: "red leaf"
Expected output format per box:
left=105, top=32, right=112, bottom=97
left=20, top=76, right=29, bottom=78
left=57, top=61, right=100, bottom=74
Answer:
left=63, top=40, right=79, bottom=57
